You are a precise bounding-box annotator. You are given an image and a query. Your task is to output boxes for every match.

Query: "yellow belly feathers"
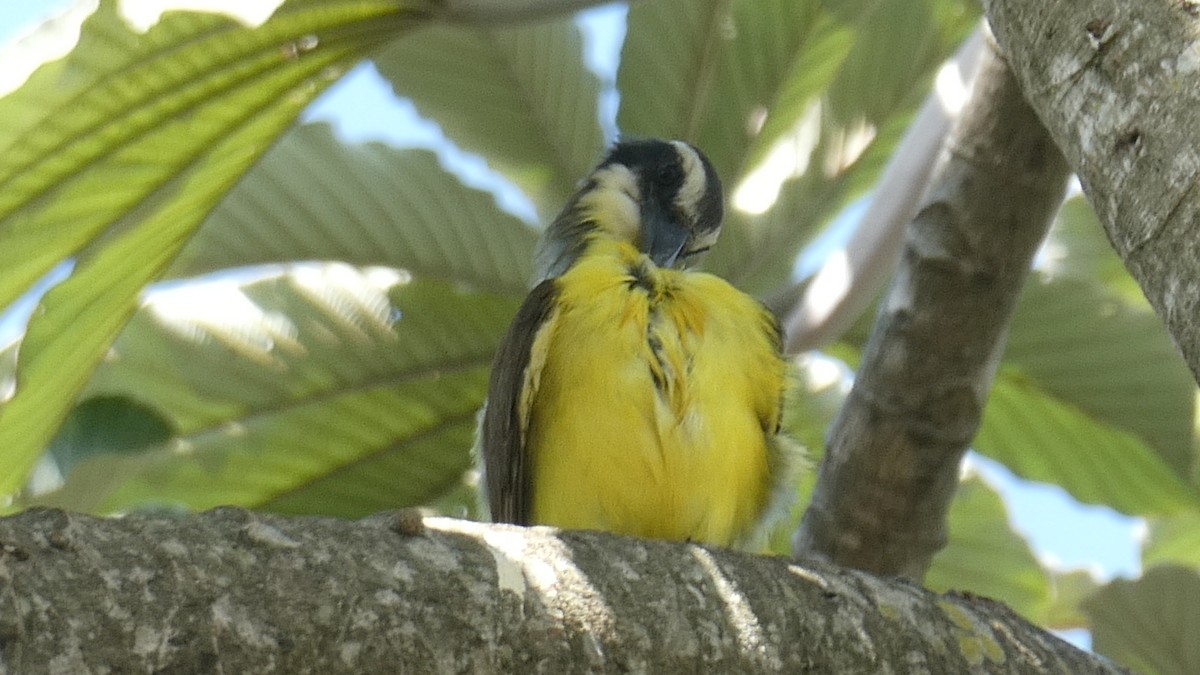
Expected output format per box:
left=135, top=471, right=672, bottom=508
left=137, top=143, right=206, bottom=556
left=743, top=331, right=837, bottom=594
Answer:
left=528, top=239, right=785, bottom=546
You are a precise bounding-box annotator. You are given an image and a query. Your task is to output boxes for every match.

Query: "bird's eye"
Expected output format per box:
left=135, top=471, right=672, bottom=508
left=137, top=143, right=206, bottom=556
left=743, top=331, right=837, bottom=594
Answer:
left=681, top=245, right=711, bottom=260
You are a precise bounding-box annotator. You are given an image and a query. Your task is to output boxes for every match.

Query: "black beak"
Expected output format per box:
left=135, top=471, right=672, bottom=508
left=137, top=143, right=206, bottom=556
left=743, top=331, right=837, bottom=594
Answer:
left=640, top=203, right=689, bottom=269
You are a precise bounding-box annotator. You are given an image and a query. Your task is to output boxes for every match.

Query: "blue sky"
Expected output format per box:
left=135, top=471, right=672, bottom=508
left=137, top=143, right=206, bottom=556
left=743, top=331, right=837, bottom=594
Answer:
left=0, top=2, right=1144, bottom=642
left=0, top=4, right=64, bottom=43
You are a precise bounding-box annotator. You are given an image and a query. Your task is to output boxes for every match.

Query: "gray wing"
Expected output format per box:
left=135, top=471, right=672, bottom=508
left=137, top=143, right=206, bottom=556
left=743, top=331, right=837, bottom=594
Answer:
left=479, top=279, right=560, bottom=525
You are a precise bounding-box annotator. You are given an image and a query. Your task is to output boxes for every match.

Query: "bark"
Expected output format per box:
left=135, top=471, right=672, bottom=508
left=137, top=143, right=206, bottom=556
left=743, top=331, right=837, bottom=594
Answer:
left=793, top=35, right=1070, bottom=578
left=984, top=0, right=1200, bottom=384
left=0, top=507, right=1121, bottom=674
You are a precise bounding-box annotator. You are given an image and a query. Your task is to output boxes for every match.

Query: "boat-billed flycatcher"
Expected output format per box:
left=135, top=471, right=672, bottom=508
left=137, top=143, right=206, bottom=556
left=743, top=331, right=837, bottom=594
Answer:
left=477, top=139, right=795, bottom=549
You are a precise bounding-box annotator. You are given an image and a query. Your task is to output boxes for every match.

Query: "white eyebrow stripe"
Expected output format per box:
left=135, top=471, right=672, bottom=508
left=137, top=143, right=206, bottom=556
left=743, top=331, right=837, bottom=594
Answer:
left=670, top=140, right=707, bottom=222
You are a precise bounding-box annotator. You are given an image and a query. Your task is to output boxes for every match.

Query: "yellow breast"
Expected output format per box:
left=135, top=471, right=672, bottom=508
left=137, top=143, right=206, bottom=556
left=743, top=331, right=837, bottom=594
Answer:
left=527, top=240, right=786, bottom=547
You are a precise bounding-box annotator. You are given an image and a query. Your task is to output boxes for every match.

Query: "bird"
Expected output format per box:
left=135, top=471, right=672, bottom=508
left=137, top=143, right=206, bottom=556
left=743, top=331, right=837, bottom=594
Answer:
left=476, top=138, right=798, bottom=549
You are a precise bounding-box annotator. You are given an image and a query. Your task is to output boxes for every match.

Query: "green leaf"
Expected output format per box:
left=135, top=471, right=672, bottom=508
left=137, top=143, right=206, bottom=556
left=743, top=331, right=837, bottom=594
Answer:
left=1042, top=196, right=1146, bottom=303
left=825, top=0, right=976, bottom=126
left=976, top=368, right=1198, bottom=515
left=928, top=479, right=1103, bottom=631
left=926, top=477, right=1052, bottom=623
left=1083, top=566, right=1200, bottom=675
left=1044, top=569, right=1101, bottom=630
left=741, top=18, right=856, bottom=175
left=170, top=123, right=538, bottom=294
left=0, top=0, right=424, bottom=499
left=1143, top=511, right=1200, bottom=569
left=30, top=267, right=518, bottom=517
left=373, top=17, right=605, bottom=215
left=737, top=0, right=975, bottom=293
left=424, top=475, right=482, bottom=521
left=780, top=353, right=852, bottom=459
left=1003, top=273, right=1197, bottom=485
left=708, top=159, right=846, bottom=295
left=47, top=395, right=175, bottom=474
left=617, top=0, right=841, bottom=182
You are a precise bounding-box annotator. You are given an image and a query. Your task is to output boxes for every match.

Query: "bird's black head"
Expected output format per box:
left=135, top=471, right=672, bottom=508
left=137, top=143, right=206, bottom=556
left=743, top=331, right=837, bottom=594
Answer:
left=591, top=139, right=724, bottom=268
left=534, top=139, right=724, bottom=280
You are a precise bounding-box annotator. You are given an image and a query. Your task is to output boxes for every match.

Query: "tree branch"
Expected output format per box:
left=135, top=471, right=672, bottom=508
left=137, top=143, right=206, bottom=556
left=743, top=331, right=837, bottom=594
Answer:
left=0, top=508, right=1117, bottom=673
left=793, top=34, right=1070, bottom=578
left=983, top=0, right=1200, bottom=384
